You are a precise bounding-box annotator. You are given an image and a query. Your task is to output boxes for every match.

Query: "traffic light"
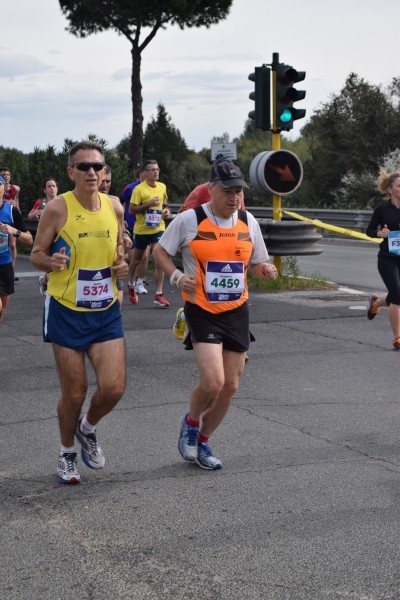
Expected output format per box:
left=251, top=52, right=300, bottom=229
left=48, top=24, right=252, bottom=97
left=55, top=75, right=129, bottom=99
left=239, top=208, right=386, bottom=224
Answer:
left=274, top=64, right=306, bottom=131
left=248, top=65, right=270, bottom=131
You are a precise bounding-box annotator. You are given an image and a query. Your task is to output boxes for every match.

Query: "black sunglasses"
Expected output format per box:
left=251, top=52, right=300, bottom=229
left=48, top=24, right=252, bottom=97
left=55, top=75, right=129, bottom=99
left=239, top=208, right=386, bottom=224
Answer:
left=73, top=162, right=105, bottom=172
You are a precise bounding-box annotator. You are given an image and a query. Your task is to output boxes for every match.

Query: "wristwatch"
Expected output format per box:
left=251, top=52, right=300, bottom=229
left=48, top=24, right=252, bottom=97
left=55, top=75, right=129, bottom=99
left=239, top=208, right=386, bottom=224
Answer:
left=13, top=230, right=21, bottom=238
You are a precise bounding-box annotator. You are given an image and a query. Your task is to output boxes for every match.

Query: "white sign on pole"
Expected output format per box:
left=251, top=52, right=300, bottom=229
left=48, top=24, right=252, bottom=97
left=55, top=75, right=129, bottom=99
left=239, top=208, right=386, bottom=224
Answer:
left=211, top=143, right=237, bottom=161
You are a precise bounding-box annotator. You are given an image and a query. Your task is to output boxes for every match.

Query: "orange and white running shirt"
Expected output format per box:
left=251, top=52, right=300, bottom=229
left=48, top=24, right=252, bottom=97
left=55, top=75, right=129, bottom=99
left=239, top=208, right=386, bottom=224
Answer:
left=158, top=203, right=268, bottom=314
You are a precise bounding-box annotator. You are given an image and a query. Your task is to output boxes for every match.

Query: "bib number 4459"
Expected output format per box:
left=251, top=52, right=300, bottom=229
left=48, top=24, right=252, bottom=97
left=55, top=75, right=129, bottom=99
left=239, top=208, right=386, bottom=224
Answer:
left=210, top=277, right=240, bottom=289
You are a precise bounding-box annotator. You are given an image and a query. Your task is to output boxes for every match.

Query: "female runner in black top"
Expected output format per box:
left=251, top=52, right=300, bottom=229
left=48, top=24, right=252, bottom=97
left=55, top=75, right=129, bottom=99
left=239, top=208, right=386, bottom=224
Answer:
left=366, top=170, right=400, bottom=350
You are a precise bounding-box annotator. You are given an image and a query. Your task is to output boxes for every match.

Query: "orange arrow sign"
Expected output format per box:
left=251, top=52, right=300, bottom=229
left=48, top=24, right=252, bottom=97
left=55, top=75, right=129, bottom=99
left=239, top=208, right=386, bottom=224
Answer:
left=269, top=163, right=296, bottom=181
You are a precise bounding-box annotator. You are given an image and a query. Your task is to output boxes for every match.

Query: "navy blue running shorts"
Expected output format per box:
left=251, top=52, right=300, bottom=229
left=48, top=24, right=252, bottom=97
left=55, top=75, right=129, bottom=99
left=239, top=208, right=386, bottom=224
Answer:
left=134, top=232, right=164, bottom=250
left=43, top=296, right=124, bottom=351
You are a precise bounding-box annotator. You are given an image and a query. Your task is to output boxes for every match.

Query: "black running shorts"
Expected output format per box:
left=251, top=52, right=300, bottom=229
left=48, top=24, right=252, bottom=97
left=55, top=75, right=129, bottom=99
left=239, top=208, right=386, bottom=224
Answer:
left=183, top=301, right=251, bottom=353
left=0, top=262, right=14, bottom=296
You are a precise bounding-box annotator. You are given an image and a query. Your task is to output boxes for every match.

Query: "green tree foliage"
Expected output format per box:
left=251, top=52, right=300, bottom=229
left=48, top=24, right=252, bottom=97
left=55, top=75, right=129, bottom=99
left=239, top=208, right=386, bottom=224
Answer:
left=181, top=152, right=211, bottom=198
left=5, top=70, right=400, bottom=215
left=143, top=103, right=208, bottom=203
left=300, top=73, right=400, bottom=208
left=58, top=0, right=233, bottom=169
left=1, top=135, right=132, bottom=213
left=331, top=171, right=378, bottom=210
left=211, top=132, right=231, bottom=144
left=332, top=148, right=400, bottom=210
left=380, top=148, right=400, bottom=173
left=24, top=145, right=69, bottom=212
left=144, top=104, right=188, bottom=164
left=0, top=145, right=68, bottom=213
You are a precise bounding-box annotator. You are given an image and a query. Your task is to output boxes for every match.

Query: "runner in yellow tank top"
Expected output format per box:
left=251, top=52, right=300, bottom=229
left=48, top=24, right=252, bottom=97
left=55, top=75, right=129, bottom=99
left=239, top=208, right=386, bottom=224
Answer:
left=47, top=190, right=119, bottom=311
left=31, top=141, right=128, bottom=485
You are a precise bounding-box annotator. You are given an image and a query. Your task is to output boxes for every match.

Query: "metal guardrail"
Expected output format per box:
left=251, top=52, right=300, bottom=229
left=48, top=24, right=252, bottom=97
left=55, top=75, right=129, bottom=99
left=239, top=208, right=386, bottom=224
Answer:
left=168, top=205, right=373, bottom=230
left=23, top=207, right=373, bottom=238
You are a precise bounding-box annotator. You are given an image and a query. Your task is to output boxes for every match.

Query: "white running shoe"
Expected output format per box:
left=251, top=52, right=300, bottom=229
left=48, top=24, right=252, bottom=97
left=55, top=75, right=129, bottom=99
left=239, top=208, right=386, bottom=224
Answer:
left=135, top=282, right=148, bottom=294
left=195, top=442, right=222, bottom=470
left=178, top=414, right=198, bottom=462
left=57, top=452, right=81, bottom=484
left=75, top=419, right=105, bottom=469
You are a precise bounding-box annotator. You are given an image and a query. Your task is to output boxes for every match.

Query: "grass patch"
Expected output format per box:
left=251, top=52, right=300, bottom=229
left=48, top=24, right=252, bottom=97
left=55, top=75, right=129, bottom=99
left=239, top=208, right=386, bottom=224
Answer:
left=138, top=255, right=335, bottom=292
left=248, top=256, right=337, bottom=292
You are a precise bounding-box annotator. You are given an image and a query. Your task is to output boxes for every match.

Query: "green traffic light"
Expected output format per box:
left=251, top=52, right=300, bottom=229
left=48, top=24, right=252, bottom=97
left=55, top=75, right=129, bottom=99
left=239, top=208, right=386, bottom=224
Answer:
left=279, top=108, right=292, bottom=123
left=274, top=61, right=306, bottom=130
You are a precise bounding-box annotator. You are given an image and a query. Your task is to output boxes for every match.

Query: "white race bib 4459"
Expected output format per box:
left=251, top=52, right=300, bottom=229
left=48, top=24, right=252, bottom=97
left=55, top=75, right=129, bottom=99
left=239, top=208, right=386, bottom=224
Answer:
left=205, top=261, right=244, bottom=303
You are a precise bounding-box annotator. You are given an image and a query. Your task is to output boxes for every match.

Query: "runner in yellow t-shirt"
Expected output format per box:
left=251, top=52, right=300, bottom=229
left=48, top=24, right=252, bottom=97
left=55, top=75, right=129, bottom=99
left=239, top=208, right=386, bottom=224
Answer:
left=128, top=159, right=171, bottom=307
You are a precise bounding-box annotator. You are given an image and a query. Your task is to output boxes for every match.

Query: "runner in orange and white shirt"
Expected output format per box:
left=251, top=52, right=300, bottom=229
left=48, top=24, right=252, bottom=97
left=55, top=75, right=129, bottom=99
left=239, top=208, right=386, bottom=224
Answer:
left=153, top=160, right=277, bottom=471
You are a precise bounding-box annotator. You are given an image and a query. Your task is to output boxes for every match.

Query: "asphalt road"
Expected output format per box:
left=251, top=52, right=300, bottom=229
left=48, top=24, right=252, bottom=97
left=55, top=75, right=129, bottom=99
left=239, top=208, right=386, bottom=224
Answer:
left=296, top=239, right=385, bottom=293
left=2, top=255, right=400, bottom=600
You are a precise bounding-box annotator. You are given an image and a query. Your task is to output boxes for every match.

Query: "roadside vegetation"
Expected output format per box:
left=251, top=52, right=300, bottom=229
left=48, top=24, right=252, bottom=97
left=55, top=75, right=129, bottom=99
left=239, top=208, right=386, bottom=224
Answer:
left=2, top=73, right=400, bottom=217
left=10, top=72, right=397, bottom=293
left=248, top=257, right=336, bottom=292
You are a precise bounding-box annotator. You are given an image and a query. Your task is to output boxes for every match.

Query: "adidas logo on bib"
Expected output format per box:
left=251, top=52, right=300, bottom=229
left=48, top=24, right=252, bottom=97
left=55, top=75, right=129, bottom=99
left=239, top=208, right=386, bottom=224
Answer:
left=221, top=264, right=233, bottom=273
left=92, top=271, right=104, bottom=280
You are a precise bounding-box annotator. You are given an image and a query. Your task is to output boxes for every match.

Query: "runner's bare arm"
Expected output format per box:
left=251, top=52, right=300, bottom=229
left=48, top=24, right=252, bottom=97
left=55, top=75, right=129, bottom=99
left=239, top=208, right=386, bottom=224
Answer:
left=153, top=243, right=196, bottom=293
left=109, top=195, right=129, bottom=279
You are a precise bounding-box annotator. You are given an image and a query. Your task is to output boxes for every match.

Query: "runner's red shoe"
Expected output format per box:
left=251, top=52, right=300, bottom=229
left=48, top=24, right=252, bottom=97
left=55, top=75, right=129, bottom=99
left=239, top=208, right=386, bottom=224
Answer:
left=128, top=285, right=138, bottom=305
left=153, top=293, right=170, bottom=308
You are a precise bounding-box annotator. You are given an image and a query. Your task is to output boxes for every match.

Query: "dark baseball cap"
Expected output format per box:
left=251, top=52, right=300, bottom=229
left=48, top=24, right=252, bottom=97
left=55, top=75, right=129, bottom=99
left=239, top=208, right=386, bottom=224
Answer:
left=210, top=161, right=248, bottom=189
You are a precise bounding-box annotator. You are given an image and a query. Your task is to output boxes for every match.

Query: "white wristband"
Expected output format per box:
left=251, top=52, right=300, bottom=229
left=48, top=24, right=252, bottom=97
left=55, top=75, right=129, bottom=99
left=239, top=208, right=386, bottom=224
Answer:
left=170, top=268, right=184, bottom=287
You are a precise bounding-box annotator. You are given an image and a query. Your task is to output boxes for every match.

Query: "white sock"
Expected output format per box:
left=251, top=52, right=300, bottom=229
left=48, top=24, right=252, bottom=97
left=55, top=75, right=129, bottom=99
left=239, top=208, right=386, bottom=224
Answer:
left=60, top=445, right=76, bottom=455
left=136, top=277, right=143, bottom=284
left=156, top=291, right=162, bottom=295
left=80, top=415, right=95, bottom=434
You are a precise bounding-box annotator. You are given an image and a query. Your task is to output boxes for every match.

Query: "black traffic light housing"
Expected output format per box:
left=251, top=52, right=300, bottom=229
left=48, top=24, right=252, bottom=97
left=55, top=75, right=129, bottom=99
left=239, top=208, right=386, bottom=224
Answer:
left=248, top=65, right=270, bottom=131
left=274, top=64, right=306, bottom=131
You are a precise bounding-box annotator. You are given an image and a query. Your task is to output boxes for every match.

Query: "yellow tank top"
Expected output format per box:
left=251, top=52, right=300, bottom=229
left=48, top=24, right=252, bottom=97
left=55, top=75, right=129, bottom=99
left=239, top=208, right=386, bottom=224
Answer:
left=47, top=191, right=119, bottom=312
left=183, top=207, right=253, bottom=314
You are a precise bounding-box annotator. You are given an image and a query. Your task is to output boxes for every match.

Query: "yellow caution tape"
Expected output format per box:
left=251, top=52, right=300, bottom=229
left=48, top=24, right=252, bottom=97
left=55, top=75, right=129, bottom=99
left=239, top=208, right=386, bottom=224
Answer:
left=282, top=210, right=381, bottom=244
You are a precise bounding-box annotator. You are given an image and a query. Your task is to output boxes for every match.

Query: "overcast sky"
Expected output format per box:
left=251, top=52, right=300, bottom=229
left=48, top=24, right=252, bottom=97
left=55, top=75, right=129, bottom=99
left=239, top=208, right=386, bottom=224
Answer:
left=2, top=0, right=399, bottom=155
